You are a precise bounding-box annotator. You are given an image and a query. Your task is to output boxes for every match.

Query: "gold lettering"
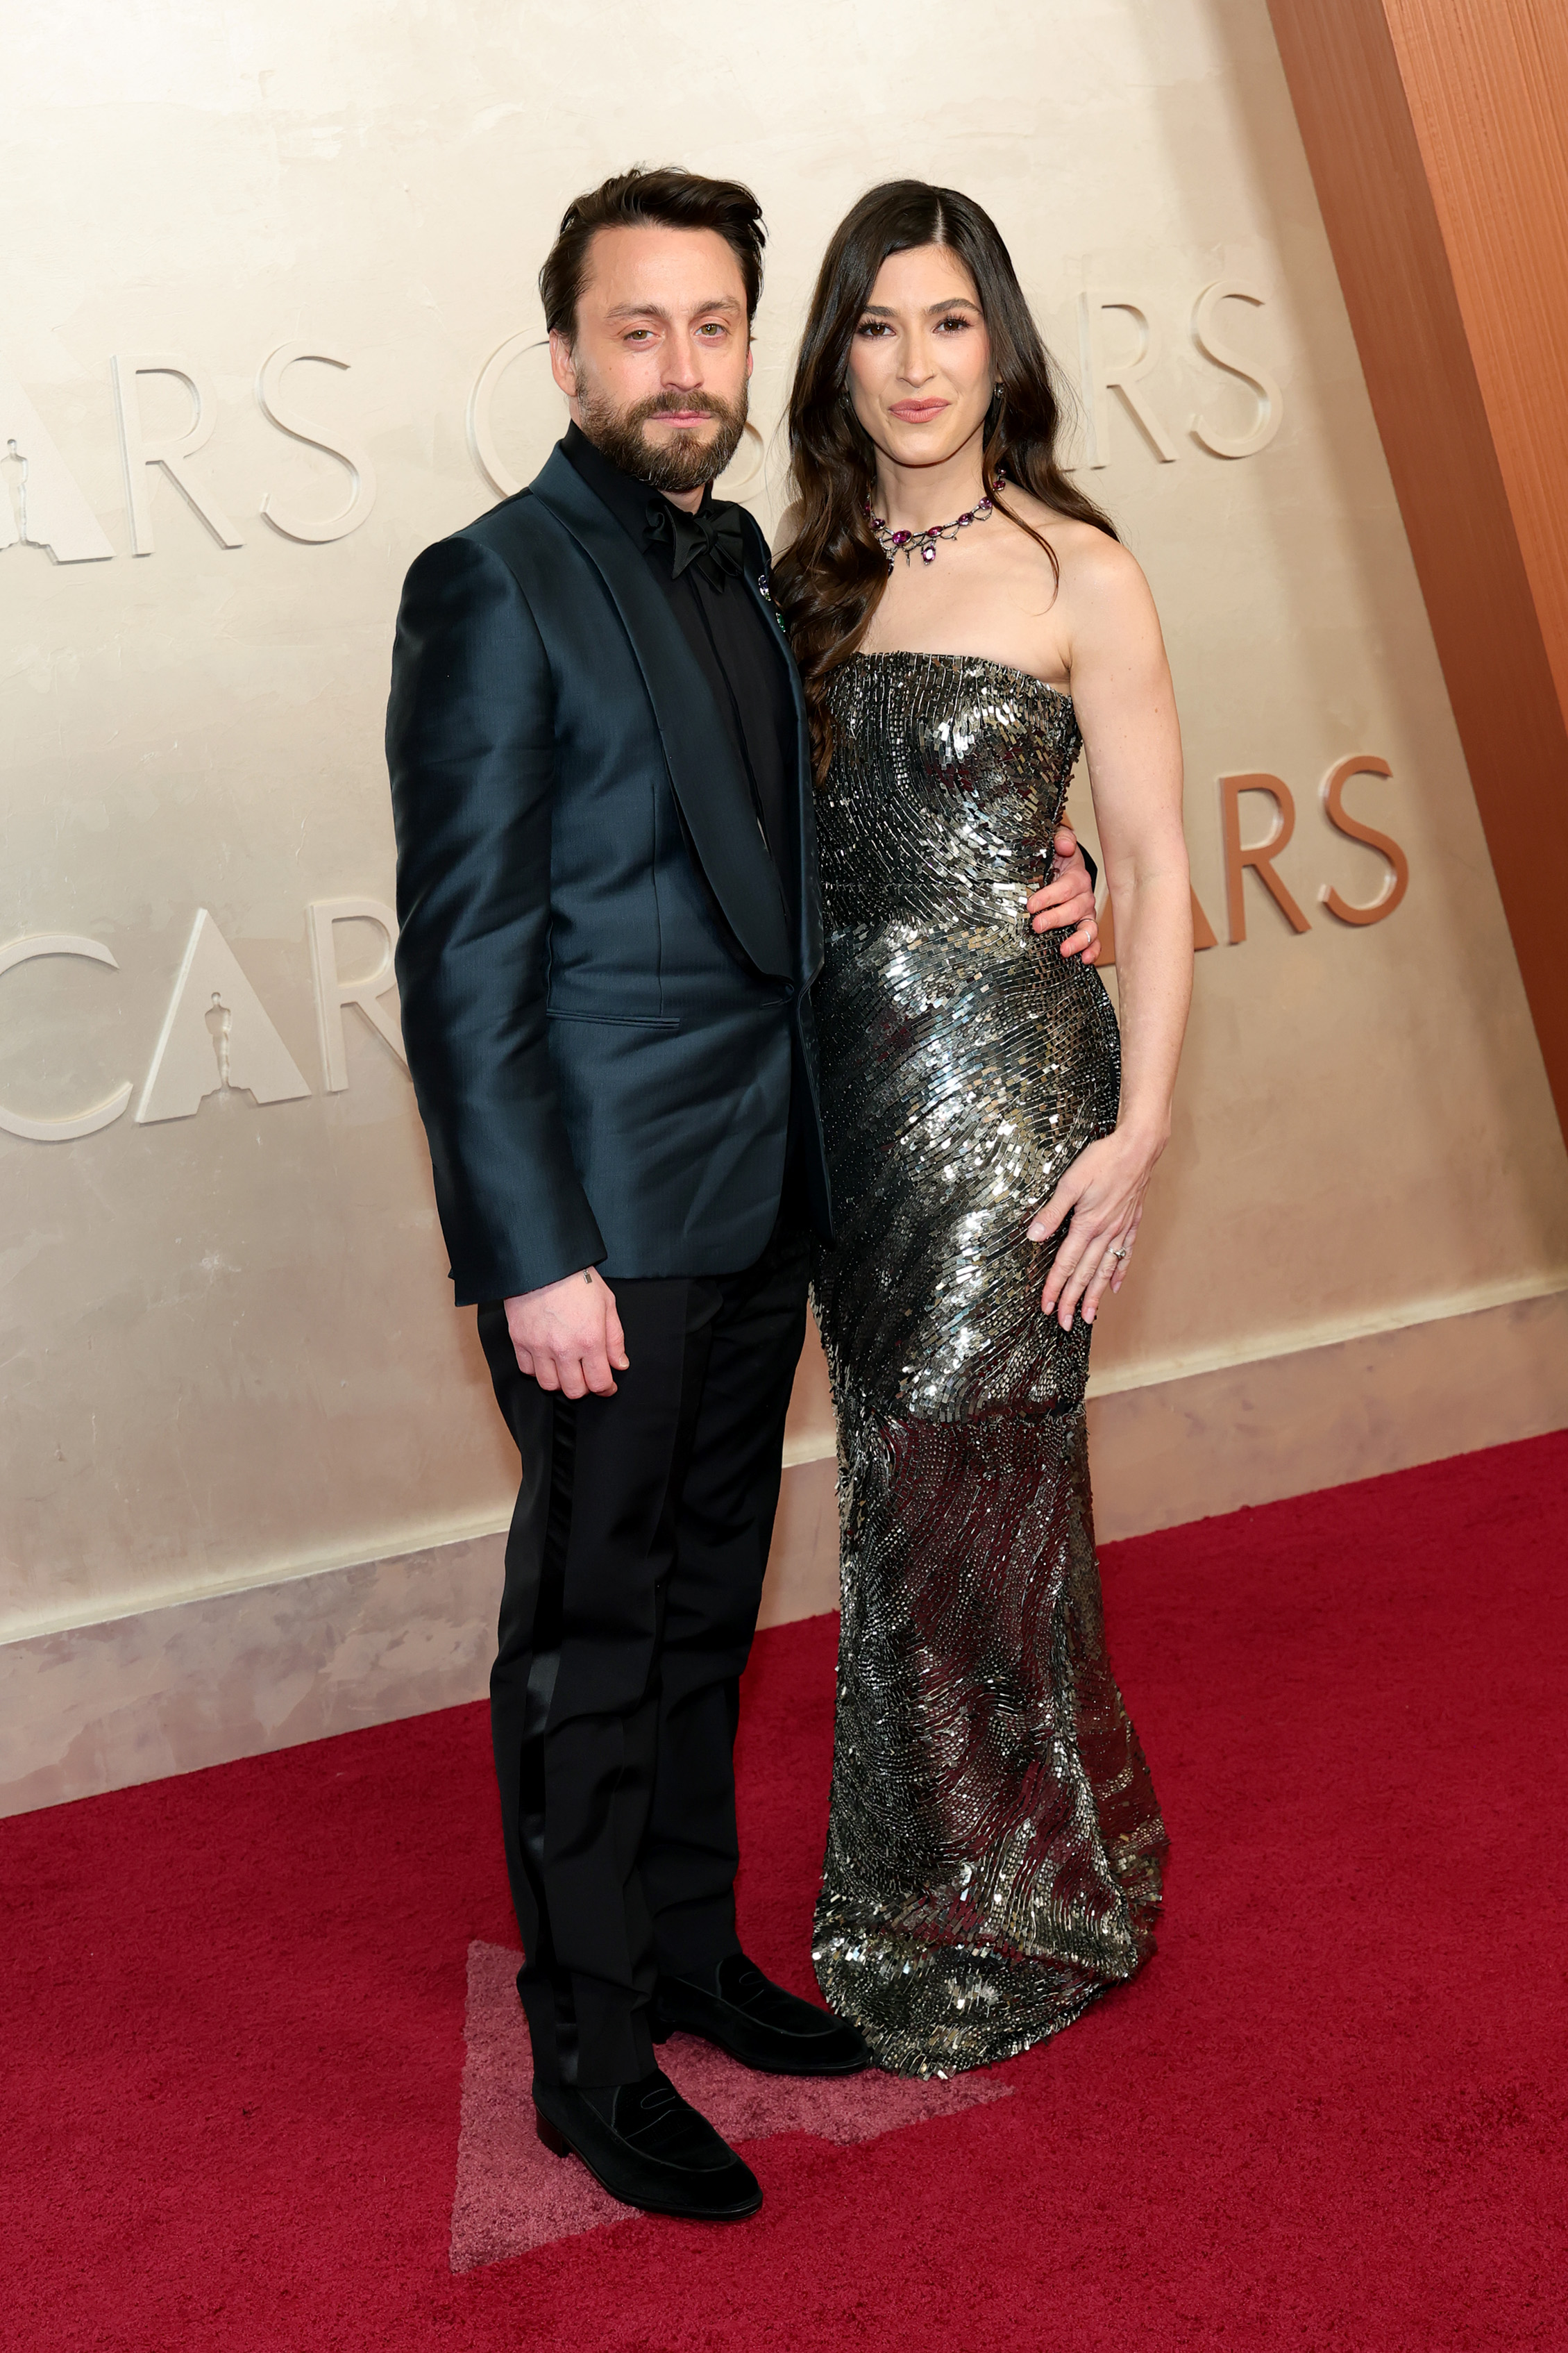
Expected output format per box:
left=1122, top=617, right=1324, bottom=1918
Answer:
left=1220, top=773, right=1311, bottom=941
left=1320, top=755, right=1409, bottom=926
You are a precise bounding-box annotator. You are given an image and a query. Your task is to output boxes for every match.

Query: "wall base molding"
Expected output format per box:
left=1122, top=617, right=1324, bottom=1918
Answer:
left=5, top=1284, right=1563, bottom=1818
left=1084, top=1278, right=1567, bottom=1541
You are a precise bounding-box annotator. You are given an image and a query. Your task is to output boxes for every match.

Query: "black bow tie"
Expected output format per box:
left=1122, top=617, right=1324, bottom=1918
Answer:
left=644, top=496, right=747, bottom=592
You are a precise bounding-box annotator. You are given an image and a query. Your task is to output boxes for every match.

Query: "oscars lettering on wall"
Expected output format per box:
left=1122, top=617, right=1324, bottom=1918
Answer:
left=0, top=272, right=1409, bottom=1142
left=0, top=750, right=1410, bottom=1145
left=1, top=276, right=1279, bottom=555
left=1, top=347, right=378, bottom=558
left=0, top=903, right=405, bottom=1144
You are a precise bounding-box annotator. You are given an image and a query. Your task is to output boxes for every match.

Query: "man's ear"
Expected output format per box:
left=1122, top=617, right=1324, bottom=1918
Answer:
left=745, top=344, right=755, bottom=380
left=548, top=329, right=579, bottom=400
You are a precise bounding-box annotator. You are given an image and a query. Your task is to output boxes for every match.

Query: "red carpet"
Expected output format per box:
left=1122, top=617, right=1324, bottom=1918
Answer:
left=3, top=1431, right=1565, bottom=2351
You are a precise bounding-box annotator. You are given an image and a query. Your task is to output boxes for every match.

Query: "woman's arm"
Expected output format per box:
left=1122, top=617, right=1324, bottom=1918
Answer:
left=1026, top=533, right=1192, bottom=1327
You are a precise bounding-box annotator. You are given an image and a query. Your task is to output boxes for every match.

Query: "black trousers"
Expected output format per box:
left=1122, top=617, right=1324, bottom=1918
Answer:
left=476, top=1209, right=811, bottom=2088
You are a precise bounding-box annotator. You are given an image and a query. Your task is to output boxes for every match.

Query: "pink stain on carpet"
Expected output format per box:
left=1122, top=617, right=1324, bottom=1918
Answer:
left=448, top=1939, right=1010, bottom=2270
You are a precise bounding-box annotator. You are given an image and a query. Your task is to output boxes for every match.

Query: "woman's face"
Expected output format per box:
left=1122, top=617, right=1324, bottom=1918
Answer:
left=845, top=243, right=994, bottom=474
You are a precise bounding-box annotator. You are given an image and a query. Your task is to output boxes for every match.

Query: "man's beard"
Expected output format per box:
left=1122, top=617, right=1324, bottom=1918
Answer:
left=576, top=381, right=748, bottom=493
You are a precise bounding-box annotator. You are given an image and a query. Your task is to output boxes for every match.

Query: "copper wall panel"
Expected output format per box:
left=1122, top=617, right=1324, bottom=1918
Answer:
left=1267, top=0, right=1568, bottom=1134
left=1387, top=2, right=1568, bottom=714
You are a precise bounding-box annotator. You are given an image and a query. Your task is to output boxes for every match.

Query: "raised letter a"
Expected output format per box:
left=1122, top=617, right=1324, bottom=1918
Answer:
left=0, top=362, right=114, bottom=562
left=137, top=910, right=312, bottom=1123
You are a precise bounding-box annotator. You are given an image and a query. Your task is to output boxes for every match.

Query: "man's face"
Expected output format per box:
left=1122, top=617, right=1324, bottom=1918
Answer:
left=550, top=224, right=752, bottom=493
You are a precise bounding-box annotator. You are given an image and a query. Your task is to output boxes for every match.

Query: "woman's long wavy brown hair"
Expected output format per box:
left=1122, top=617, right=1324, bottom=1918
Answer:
left=773, top=180, right=1118, bottom=777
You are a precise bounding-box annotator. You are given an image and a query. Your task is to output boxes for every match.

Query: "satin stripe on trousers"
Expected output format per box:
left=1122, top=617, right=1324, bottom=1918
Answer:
left=477, top=1213, right=809, bottom=2087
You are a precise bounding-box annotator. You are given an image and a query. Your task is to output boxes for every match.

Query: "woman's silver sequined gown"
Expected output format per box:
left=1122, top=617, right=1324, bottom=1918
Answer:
left=810, top=651, right=1167, bottom=2077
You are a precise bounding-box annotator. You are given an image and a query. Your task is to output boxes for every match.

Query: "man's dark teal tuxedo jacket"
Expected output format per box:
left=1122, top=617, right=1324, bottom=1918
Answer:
left=386, top=444, right=829, bottom=1306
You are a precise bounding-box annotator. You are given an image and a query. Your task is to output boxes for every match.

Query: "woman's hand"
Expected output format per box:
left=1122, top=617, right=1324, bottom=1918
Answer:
left=1026, top=1123, right=1167, bottom=1329
left=1027, top=824, right=1099, bottom=962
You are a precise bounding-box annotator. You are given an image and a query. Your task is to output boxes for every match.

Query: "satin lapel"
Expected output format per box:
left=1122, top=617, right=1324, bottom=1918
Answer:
left=529, top=449, right=793, bottom=980
left=741, top=553, right=823, bottom=988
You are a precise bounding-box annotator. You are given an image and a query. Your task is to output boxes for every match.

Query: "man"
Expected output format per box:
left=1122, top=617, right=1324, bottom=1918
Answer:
left=387, top=166, right=1099, bottom=2222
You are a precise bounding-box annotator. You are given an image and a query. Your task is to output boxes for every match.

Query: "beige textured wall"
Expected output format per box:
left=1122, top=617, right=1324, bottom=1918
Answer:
left=3, top=0, right=1566, bottom=1668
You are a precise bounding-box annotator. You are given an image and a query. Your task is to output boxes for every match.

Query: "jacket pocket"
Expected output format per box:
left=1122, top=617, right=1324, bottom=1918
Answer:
left=546, top=1005, right=681, bottom=1032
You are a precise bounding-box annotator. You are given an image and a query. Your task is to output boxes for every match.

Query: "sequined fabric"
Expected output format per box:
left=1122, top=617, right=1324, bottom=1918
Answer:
left=810, top=651, right=1166, bottom=2077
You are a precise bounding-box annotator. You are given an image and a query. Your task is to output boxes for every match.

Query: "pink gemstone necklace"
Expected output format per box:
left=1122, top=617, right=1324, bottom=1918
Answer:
left=866, top=471, right=1006, bottom=570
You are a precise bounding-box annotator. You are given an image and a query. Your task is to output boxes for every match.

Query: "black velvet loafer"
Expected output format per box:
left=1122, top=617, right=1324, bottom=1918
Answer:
left=651, top=1950, right=872, bottom=2076
left=532, top=2068, right=761, bottom=2222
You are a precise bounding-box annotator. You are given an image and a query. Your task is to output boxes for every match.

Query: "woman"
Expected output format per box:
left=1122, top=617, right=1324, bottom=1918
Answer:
left=773, top=182, right=1192, bottom=2077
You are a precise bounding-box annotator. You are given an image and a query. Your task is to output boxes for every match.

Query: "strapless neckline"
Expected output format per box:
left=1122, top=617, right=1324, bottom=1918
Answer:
left=850, top=647, right=1074, bottom=711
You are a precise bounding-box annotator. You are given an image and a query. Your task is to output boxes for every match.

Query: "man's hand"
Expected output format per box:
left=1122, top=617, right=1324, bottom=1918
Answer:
left=504, top=1266, right=629, bottom=1399
left=1027, top=825, right=1099, bottom=962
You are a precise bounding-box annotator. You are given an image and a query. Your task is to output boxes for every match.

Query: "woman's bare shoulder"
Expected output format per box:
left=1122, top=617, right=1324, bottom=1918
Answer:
left=1004, top=485, right=1129, bottom=567
left=1006, top=490, right=1151, bottom=614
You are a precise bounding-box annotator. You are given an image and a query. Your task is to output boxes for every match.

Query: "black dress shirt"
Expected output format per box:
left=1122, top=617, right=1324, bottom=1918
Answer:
left=561, top=423, right=796, bottom=910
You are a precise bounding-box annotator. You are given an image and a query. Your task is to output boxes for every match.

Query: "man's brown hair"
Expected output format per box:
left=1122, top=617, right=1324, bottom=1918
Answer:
left=539, top=165, right=766, bottom=340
